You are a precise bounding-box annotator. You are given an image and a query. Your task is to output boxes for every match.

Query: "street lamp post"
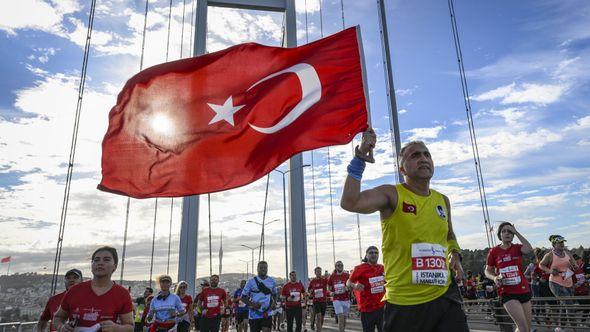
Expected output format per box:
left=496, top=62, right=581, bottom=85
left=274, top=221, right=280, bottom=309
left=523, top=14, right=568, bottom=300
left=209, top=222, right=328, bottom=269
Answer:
left=273, top=164, right=310, bottom=280
left=240, top=244, right=260, bottom=275
left=245, top=219, right=279, bottom=260
left=238, top=259, right=250, bottom=279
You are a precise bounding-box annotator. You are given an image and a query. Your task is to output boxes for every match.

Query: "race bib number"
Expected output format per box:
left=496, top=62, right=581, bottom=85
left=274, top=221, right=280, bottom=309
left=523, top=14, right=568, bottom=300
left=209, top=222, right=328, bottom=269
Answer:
left=486, top=285, right=494, bottom=292
left=207, top=295, right=220, bottom=308
left=334, top=283, right=345, bottom=294
left=82, top=311, right=99, bottom=322
left=314, top=288, right=324, bottom=298
left=411, top=243, right=448, bottom=286
left=290, top=291, right=301, bottom=301
left=368, top=275, right=385, bottom=294
left=499, top=266, right=521, bottom=285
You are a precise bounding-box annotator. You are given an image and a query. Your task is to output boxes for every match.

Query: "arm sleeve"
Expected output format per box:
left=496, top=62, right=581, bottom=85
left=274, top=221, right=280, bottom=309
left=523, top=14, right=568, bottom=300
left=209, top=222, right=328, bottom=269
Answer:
left=280, top=286, right=288, bottom=297
left=348, top=268, right=359, bottom=283
left=59, top=291, right=71, bottom=312
left=121, top=291, right=134, bottom=315
left=175, top=296, right=185, bottom=312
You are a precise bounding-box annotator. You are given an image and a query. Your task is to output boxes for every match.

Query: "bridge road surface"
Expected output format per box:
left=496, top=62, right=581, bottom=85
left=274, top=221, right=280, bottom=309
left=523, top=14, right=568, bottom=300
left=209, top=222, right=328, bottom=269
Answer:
left=306, top=318, right=499, bottom=331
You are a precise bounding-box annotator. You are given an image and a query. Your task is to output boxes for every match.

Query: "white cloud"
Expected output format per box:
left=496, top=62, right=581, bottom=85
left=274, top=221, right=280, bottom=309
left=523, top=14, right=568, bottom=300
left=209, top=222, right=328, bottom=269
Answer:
left=473, top=82, right=567, bottom=105
left=398, top=108, right=408, bottom=115
left=405, top=125, right=445, bottom=141
left=488, top=107, right=525, bottom=126
left=0, top=0, right=64, bottom=35
left=565, top=115, right=590, bottom=131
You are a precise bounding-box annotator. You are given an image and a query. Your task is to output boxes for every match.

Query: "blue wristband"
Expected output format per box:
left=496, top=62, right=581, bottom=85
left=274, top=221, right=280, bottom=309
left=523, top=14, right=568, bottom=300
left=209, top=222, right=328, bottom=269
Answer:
left=347, top=156, right=366, bottom=181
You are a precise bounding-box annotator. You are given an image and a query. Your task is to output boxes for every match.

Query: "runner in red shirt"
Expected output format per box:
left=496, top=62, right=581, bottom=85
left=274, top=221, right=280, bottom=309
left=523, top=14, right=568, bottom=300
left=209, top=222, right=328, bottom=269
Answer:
left=175, top=281, right=194, bottom=332
left=53, top=246, right=134, bottom=332
left=197, top=275, right=227, bottom=332
left=485, top=223, right=533, bottom=332
left=327, top=261, right=350, bottom=332
left=307, top=267, right=327, bottom=332
left=37, top=269, right=83, bottom=332
left=281, top=271, right=305, bottom=332
left=347, top=246, right=385, bottom=332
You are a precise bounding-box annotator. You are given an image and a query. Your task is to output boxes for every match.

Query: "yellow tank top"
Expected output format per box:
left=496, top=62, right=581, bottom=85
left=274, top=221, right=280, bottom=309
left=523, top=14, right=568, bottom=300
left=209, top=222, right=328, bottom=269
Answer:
left=381, top=184, right=451, bottom=305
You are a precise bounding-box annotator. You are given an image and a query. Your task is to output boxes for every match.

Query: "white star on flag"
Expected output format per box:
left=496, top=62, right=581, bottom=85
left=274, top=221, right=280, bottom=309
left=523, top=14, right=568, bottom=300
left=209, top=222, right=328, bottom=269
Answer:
left=208, top=96, right=245, bottom=126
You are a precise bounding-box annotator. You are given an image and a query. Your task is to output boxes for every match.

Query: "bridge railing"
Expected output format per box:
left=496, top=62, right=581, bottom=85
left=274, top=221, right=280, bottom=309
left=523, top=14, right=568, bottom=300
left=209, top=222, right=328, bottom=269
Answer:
left=0, top=322, right=37, bottom=332
left=463, top=296, right=590, bottom=331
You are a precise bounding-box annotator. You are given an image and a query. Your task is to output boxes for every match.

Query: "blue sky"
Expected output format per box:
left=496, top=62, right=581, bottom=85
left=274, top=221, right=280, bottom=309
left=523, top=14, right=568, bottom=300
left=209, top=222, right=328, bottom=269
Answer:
left=0, top=0, right=589, bottom=281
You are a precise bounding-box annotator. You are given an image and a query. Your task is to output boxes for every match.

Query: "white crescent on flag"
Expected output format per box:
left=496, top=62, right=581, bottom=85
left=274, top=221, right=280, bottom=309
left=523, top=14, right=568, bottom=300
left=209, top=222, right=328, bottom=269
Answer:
left=248, top=63, right=322, bottom=134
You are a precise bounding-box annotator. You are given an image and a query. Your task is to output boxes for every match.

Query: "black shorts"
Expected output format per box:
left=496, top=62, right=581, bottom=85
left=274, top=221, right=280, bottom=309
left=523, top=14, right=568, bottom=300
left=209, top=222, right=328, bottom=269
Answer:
left=236, top=311, right=249, bottom=323
left=313, top=302, right=327, bottom=315
left=383, top=284, right=469, bottom=332
left=501, top=292, right=532, bottom=305
left=249, top=317, right=272, bottom=332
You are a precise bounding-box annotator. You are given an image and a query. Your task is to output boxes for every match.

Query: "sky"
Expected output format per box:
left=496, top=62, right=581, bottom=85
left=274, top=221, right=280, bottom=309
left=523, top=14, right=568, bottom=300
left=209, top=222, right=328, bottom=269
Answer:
left=0, top=0, right=589, bottom=283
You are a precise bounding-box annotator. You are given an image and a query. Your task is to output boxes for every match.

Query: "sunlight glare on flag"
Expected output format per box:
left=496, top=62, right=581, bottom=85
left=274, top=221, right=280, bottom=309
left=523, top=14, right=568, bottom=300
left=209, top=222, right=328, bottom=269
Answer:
left=150, top=113, right=174, bottom=136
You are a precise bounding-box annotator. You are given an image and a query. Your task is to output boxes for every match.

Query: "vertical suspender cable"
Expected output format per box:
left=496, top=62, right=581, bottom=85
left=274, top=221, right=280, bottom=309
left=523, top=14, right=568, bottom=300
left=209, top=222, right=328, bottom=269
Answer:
left=165, top=0, right=173, bottom=62
left=120, top=0, right=150, bottom=286
left=258, top=175, right=271, bottom=262
left=339, top=0, right=364, bottom=261
left=50, top=0, right=97, bottom=295
left=180, top=0, right=187, bottom=58
left=305, top=0, right=319, bottom=269
left=208, top=194, right=213, bottom=276
left=167, top=198, right=174, bottom=274
left=149, top=198, right=158, bottom=288
left=317, top=0, right=336, bottom=267
left=189, top=0, right=196, bottom=56
left=447, top=0, right=494, bottom=248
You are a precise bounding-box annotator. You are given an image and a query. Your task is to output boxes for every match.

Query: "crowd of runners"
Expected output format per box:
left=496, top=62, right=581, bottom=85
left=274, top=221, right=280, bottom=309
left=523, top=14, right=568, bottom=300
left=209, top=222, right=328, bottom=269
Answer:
left=34, top=132, right=590, bottom=332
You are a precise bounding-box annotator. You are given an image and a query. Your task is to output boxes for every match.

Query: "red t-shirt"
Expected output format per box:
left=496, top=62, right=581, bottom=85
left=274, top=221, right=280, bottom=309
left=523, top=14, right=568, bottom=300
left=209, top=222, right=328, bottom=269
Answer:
left=179, top=295, right=193, bottom=321
left=486, top=244, right=530, bottom=296
left=198, top=287, right=226, bottom=318
left=308, top=278, right=328, bottom=303
left=348, top=263, right=384, bottom=313
left=60, top=280, right=133, bottom=328
left=281, top=282, right=305, bottom=308
left=40, top=291, right=66, bottom=331
left=573, top=263, right=588, bottom=296
left=327, top=272, right=350, bottom=301
left=533, top=264, right=550, bottom=282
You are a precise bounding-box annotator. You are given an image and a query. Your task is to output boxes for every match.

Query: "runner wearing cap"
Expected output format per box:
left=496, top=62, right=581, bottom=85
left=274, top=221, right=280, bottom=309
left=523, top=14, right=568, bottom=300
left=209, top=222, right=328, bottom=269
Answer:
left=347, top=246, right=385, bottom=332
left=327, top=261, right=350, bottom=332
left=146, top=274, right=186, bottom=332
left=53, top=246, right=134, bottom=332
left=307, top=267, right=328, bottom=332
left=540, top=235, right=578, bottom=329
left=37, top=269, right=83, bottom=332
left=197, top=275, right=227, bottom=332
left=281, top=271, right=305, bottom=332
left=484, top=222, right=533, bottom=332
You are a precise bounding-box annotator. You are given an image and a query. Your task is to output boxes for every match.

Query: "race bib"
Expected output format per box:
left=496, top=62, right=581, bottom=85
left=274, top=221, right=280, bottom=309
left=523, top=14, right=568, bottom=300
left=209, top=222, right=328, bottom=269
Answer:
left=314, top=288, right=324, bottom=298
left=368, top=275, right=385, bottom=294
left=411, top=243, right=448, bottom=286
left=82, top=311, right=99, bottom=322
left=486, top=285, right=494, bottom=292
left=207, top=295, right=220, bottom=308
left=290, top=291, right=301, bottom=301
left=334, top=283, right=345, bottom=294
left=498, top=266, right=521, bottom=285
left=238, top=300, right=246, bottom=308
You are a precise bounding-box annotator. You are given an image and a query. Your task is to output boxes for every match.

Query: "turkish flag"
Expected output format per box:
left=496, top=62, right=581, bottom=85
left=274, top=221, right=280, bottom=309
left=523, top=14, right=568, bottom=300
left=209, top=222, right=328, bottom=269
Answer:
left=402, top=202, right=417, bottom=215
left=0, top=256, right=10, bottom=263
left=99, top=27, right=368, bottom=198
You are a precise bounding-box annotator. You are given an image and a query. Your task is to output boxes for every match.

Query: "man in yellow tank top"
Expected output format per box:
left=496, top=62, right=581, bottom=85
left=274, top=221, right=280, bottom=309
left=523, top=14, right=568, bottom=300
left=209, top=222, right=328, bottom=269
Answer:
left=341, top=128, right=468, bottom=331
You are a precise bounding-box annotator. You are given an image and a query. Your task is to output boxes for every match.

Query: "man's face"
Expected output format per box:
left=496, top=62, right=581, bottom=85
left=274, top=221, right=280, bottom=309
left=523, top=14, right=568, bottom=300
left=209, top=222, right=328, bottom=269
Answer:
left=366, top=249, right=379, bottom=264
left=335, top=262, right=343, bottom=273
left=91, top=250, right=116, bottom=277
left=314, top=268, right=322, bottom=277
left=400, top=144, right=434, bottom=180
left=144, top=288, right=153, bottom=298
left=289, top=271, right=297, bottom=282
left=64, top=274, right=81, bottom=290
left=258, top=263, right=268, bottom=277
left=210, top=276, right=219, bottom=288
left=500, top=228, right=514, bottom=243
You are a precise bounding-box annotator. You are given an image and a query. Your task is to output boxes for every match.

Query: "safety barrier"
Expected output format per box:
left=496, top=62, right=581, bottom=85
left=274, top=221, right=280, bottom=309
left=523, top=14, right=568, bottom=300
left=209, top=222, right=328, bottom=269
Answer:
left=0, top=322, right=37, bottom=332
left=464, top=296, right=590, bottom=331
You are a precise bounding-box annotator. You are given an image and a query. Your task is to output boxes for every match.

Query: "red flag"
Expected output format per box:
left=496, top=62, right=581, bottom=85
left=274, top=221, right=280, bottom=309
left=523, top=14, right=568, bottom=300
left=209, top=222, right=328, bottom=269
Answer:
left=402, top=202, right=417, bottom=215
left=99, top=27, right=368, bottom=198
left=0, top=256, right=10, bottom=263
